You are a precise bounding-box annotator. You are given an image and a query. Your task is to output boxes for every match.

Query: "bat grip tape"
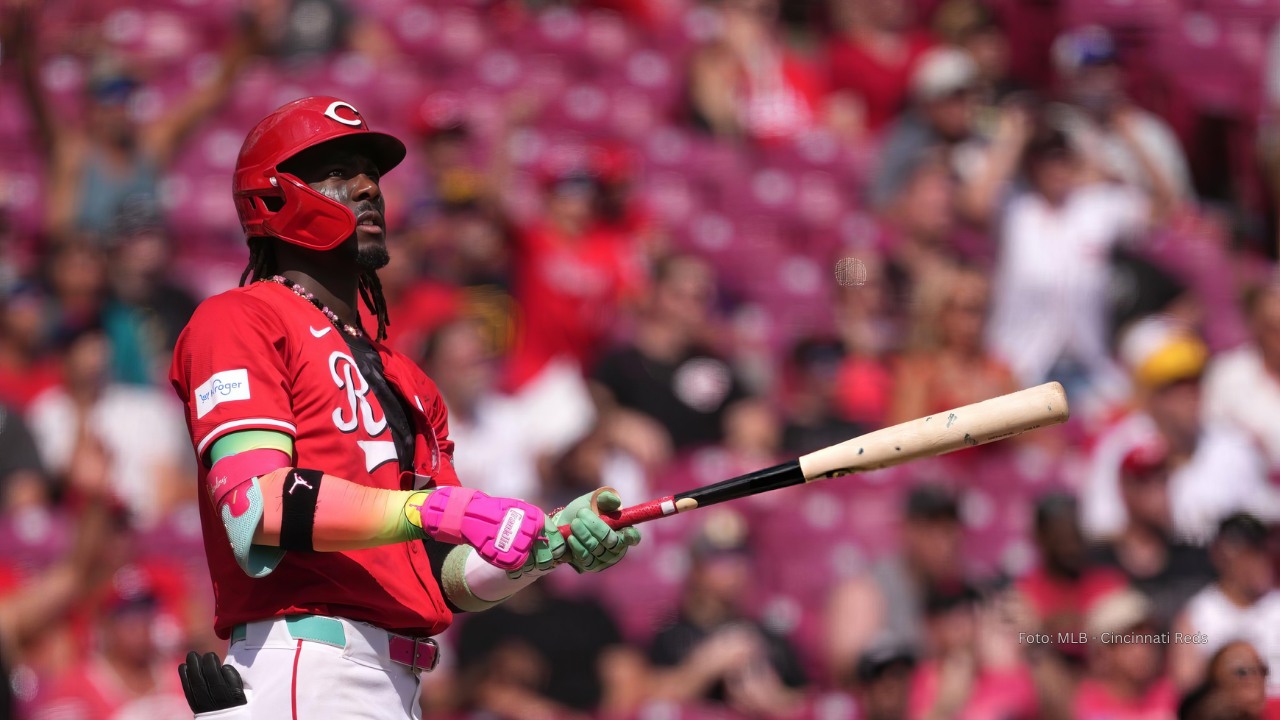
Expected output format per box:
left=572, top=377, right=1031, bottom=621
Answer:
left=280, top=469, right=324, bottom=552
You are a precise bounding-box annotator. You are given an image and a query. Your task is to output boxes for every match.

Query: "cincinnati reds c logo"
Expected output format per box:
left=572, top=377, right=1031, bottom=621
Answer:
left=329, top=351, right=387, bottom=436
left=324, top=101, right=363, bottom=127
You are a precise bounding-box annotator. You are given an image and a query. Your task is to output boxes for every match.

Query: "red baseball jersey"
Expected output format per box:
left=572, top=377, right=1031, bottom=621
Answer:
left=169, top=281, right=460, bottom=639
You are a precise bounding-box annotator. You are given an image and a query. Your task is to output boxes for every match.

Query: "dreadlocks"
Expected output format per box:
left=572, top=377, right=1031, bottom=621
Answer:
left=239, top=237, right=276, bottom=288
left=359, top=271, right=390, bottom=342
left=240, top=237, right=391, bottom=341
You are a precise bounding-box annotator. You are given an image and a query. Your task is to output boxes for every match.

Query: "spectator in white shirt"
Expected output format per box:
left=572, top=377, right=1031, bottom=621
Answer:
left=1082, top=317, right=1279, bottom=545
left=987, top=123, right=1164, bottom=411
left=421, top=317, right=542, bottom=503
left=27, top=322, right=190, bottom=528
left=1051, top=26, right=1192, bottom=201
left=1169, top=514, right=1280, bottom=700
left=1203, top=280, right=1280, bottom=471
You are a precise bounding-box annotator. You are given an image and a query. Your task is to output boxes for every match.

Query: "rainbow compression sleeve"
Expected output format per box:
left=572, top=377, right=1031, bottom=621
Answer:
left=250, top=468, right=429, bottom=551
left=212, top=433, right=558, bottom=608
left=209, top=431, right=292, bottom=577
left=210, top=431, right=429, bottom=561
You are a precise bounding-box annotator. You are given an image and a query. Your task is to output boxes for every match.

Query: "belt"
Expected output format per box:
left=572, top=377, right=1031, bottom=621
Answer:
left=231, top=615, right=440, bottom=673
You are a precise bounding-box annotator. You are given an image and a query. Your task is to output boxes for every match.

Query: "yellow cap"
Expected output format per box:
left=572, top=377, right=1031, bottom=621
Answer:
left=1120, top=317, right=1208, bottom=388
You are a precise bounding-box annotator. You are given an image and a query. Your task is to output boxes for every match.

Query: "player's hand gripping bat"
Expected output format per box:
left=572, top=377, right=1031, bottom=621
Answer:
left=558, top=382, right=1069, bottom=538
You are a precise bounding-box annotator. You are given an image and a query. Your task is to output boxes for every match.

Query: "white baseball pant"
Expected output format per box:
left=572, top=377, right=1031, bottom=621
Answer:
left=195, top=616, right=424, bottom=719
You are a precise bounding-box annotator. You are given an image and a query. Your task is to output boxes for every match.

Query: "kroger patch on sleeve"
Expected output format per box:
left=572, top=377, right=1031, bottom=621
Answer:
left=195, top=369, right=252, bottom=419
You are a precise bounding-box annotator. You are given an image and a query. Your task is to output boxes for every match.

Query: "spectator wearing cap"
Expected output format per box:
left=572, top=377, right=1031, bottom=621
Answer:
left=1015, top=493, right=1127, bottom=665
left=889, top=264, right=1017, bottom=426
left=500, top=145, right=647, bottom=458
left=932, top=0, right=1025, bottom=112
left=6, top=4, right=260, bottom=242
left=406, top=92, right=489, bottom=220
left=371, top=94, right=495, bottom=362
left=31, top=565, right=189, bottom=720
left=986, top=121, right=1162, bottom=409
left=1073, top=589, right=1179, bottom=719
left=825, top=0, right=937, bottom=135
left=872, top=47, right=985, bottom=209
left=589, top=143, right=664, bottom=263
left=685, top=0, right=827, bottom=143
left=591, top=254, right=753, bottom=466
left=27, top=322, right=192, bottom=528
left=1050, top=26, right=1192, bottom=202
left=825, top=485, right=969, bottom=684
left=0, top=285, right=62, bottom=411
left=782, top=337, right=869, bottom=455
left=848, top=645, right=916, bottom=720
left=1203, top=281, right=1280, bottom=472
left=647, top=510, right=808, bottom=717
left=1082, top=317, right=1278, bottom=545
left=1179, top=640, right=1273, bottom=720
left=925, top=1, right=1044, bottom=232
left=1170, top=514, right=1280, bottom=701
left=392, top=91, right=536, bottom=362
left=100, top=205, right=197, bottom=386
left=905, top=581, right=1038, bottom=720
left=1091, top=434, right=1216, bottom=627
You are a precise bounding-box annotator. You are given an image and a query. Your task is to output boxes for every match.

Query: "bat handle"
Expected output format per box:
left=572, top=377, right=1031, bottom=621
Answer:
left=556, top=496, right=675, bottom=538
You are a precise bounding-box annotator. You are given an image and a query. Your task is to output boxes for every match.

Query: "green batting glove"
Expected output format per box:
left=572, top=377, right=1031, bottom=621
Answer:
left=506, top=489, right=642, bottom=578
left=506, top=514, right=568, bottom=580
left=557, top=489, right=642, bottom=573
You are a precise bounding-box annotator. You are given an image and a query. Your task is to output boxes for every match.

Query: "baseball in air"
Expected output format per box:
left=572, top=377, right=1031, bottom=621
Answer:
left=835, top=257, right=867, bottom=287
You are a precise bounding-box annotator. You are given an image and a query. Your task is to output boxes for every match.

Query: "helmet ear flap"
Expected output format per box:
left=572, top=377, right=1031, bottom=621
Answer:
left=260, top=173, right=357, bottom=251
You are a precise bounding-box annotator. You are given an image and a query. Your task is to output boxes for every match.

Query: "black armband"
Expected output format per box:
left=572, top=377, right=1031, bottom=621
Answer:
left=279, top=469, right=324, bottom=552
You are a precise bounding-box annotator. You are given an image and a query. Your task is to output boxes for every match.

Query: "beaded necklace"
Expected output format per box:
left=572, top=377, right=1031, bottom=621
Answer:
left=267, top=275, right=364, bottom=337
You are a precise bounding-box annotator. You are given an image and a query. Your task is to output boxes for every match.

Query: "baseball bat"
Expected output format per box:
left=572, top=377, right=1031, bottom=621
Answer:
left=558, top=382, right=1068, bottom=538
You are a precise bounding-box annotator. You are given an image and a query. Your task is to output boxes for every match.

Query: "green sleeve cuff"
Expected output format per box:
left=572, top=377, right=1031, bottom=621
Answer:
left=440, top=546, right=508, bottom=613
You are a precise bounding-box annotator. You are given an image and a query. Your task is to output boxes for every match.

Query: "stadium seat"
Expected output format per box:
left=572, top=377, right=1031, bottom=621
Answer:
left=1199, top=0, right=1280, bottom=21
left=1062, top=0, right=1181, bottom=30
left=1155, top=14, right=1265, bottom=115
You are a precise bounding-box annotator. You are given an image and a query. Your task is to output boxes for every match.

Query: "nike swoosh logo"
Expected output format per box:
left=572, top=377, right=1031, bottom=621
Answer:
left=310, top=326, right=332, bottom=338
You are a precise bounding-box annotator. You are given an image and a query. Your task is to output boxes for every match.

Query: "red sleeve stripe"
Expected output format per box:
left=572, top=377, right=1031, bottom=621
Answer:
left=196, top=417, right=299, bottom=457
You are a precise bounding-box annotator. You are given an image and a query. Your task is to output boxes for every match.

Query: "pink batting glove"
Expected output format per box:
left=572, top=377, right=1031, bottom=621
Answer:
left=416, top=487, right=544, bottom=570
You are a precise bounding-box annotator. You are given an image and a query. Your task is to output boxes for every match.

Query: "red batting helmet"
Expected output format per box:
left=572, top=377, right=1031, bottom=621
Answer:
left=233, top=96, right=407, bottom=251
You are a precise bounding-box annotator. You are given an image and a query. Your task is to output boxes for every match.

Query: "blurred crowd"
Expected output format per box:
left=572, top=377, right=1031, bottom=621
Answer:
left=2, top=0, right=1280, bottom=718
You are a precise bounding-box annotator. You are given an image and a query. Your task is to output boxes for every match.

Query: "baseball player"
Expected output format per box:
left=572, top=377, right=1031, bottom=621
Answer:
left=168, top=96, right=640, bottom=719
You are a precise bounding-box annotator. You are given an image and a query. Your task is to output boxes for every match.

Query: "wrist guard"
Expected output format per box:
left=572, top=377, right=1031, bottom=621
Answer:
left=405, top=487, right=544, bottom=571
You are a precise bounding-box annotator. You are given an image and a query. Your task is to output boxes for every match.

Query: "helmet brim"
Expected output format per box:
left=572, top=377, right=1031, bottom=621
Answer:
left=279, top=130, right=408, bottom=178
left=354, top=131, right=408, bottom=176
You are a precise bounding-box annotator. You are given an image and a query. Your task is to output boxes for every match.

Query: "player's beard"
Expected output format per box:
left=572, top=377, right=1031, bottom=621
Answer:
left=355, top=243, right=390, bottom=271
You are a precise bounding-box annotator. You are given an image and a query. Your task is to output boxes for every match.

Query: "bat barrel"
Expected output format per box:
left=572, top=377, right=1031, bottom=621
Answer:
left=798, top=381, right=1069, bottom=480
left=552, top=382, right=1070, bottom=539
